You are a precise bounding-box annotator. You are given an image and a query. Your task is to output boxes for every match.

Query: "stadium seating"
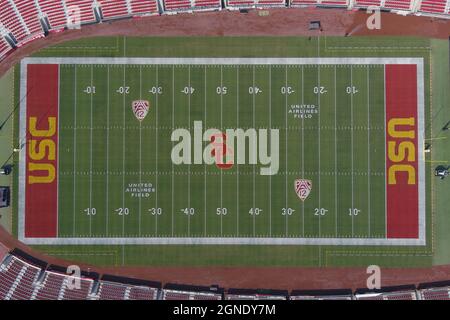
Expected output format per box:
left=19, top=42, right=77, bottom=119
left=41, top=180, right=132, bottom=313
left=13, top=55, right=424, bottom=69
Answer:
left=0, top=0, right=28, bottom=43
left=163, top=289, right=222, bottom=300
left=419, top=0, right=448, bottom=14
left=128, top=286, right=159, bottom=300
left=99, top=0, right=130, bottom=20
left=290, top=0, right=347, bottom=6
left=98, top=281, right=128, bottom=299
left=12, top=0, right=44, bottom=37
left=129, top=0, right=159, bottom=15
left=419, top=287, right=450, bottom=300
left=290, top=294, right=352, bottom=300
left=227, top=0, right=286, bottom=8
left=36, top=0, right=68, bottom=30
left=353, top=0, right=382, bottom=7
left=34, top=272, right=66, bottom=300
left=65, top=0, right=98, bottom=24
left=355, top=290, right=417, bottom=300
left=383, top=0, right=412, bottom=10
left=194, top=0, right=222, bottom=9
left=163, top=0, right=193, bottom=11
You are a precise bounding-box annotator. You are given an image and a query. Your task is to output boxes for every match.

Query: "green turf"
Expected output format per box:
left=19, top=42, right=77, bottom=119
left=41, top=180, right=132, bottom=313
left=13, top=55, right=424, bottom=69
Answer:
left=55, top=62, right=386, bottom=239
left=7, top=35, right=442, bottom=267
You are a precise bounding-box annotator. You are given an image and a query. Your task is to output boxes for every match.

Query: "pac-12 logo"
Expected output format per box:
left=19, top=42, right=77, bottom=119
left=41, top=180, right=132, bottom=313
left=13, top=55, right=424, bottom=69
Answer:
left=295, top=179, right=312, bottom=201
left=27, top=117, right=57, bottom=184
left=132, top=100, right=150, bottom=121
left=387, top=117, right=416, bottom=185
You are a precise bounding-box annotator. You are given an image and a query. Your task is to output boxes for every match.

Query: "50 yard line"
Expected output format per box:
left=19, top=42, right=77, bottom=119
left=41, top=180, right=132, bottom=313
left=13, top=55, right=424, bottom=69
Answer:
left=220, top=65, right=223, bottom=236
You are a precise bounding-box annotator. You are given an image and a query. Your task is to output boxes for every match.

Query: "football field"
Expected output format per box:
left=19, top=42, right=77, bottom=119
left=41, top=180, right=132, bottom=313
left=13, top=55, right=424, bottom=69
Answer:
left=18, top=57, right=425, bottom=246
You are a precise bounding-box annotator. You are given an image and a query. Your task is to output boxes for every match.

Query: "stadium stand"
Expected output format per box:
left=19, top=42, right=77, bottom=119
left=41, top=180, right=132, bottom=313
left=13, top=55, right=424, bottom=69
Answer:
left=226, top=288, right=288, bottom=300
left=98, top=281, right=128, bottom=299
left=162, top=289, right=222, bottom=300
left=0, top=0, right=29, bottom=43
left=383, top=0, right=412, bottom=10
left=419, top=287, right=450, bottom=300
left=194, top=0, right=222, bottom=9
left=353, top=0, right=382, bottom=7
left=162, top=283, right=223, bottom=300
left=5, top=250, right=450, bottom=299
left=65, top=0, right=98, bottom=24
left=99, top=0, right=131, bottom=20
left=36, top=0, right=68, bottom=30
left=163, top=0, right=193, bottom=11
left=0, top=0, right=448, bottom=67
left=355, top=286, right=418, bottom=300
left=12, top=0, right=44, bottom=37
left=129, top=0, right=160, bottom=15
left=419, top=0, right=448, bottom=14
left=290, top=289, right=353, bottom=300
left=128, top=286, right=159, bottom=300
left=227, top=0, right=286, bottom=8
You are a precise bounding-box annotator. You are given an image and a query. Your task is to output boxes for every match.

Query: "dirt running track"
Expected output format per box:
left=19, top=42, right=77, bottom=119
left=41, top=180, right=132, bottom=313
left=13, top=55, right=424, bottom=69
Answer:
left=1, top=7, right=449, bottom=291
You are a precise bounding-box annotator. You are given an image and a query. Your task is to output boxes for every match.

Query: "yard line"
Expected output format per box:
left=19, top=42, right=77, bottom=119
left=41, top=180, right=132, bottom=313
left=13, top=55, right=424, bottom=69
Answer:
left=220, top=65, right=223, bottom=236
left=72, top=66, right=77, bottom=236
left=236, top=66, right=239, bottom=236
left=155, top=65, right=159, bottom=235
left=204, top=66, right=207, bottom=236
left=301, top=65, right=305, bottom=237
left=318, top=65, right=321, bottom=237
left=334, top=66, right=338, bottom=237
left=367, top=67, right=371, bottom=237
left=138, top=65, right=142, bottom=236
left=188, top=65, right=191, bottom=236
left=269, top=66, right=272, bottom=237
left=122, top=65, right=126, bottom=237
left=171, top=66, right=175, bottom=237
left=252, top=65, right=256, bottom=237
left=350, top=65, right=354, bottom=237
left=383, top=64, right=387, bottom=238
left=89, top=65, right=93, bottom=236
left=285, top=65, right=288, bottom=236
left=106, top=66, right=110, bottom=236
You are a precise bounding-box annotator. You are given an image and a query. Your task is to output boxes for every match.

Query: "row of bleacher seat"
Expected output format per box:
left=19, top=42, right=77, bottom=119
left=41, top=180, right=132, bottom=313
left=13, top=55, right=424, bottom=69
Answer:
left=0, top=0, right=449, bottom=61
left=0, top=254, right=159, bottom=300
left=3, top=251, right=450, bottom=300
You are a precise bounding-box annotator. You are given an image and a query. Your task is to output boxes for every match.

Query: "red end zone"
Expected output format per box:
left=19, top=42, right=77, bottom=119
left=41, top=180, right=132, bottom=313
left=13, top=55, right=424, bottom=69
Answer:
left=385, top=64, right=419, bottom=239
left=25, top=64, right=59, bottom=238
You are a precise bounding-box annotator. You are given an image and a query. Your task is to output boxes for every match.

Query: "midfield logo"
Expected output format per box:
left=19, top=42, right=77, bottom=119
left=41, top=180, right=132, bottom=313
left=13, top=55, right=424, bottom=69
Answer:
left=132, top=100, right=150, bottom=121
left=171, top=121, right=280, bottom=176
left=295, top=179, right=312, bottom=201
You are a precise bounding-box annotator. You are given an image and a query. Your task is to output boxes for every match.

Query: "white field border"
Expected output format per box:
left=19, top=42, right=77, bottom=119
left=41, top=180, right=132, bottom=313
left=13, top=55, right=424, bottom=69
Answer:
left=18, top=57, right=426, bottom=246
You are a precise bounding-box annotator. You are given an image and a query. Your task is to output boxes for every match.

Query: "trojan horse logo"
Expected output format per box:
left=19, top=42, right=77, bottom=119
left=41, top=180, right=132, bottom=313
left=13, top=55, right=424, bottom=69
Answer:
left=295, top=179, right=312, bottom=201
left=132, top=100, right=150, bottom=121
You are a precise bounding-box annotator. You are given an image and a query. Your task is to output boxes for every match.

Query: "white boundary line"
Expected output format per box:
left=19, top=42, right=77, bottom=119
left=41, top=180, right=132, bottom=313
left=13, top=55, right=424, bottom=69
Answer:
left=21, top=237, right=425, bottom=246
left=17, top=57, right=426, bottom=246
left=21, top=57, right=425, bottom=65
